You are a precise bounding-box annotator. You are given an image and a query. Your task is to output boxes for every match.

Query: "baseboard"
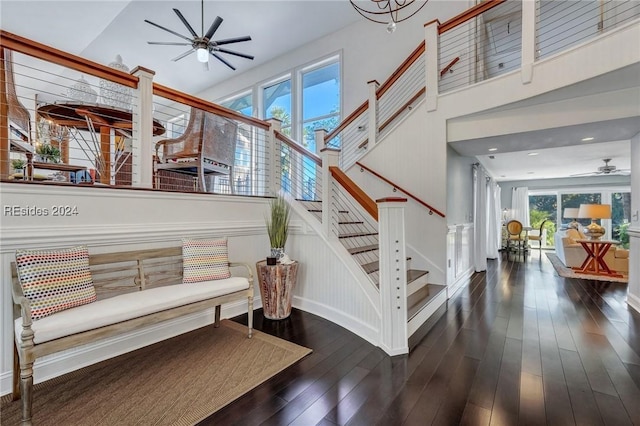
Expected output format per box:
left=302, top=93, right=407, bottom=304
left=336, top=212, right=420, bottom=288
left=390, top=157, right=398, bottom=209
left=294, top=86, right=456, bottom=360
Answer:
left=292, top=296, right=380, bottom=347
left=628, top=293, right=640, bottom=314
left=448, top=266, right=474, bottom=299
left=0, top=300, right=252, bottom=397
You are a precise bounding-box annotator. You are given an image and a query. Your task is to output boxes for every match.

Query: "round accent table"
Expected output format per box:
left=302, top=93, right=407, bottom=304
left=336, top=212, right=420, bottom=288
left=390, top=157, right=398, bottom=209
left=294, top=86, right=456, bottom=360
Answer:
left=256, top=260, right=298, bottom=320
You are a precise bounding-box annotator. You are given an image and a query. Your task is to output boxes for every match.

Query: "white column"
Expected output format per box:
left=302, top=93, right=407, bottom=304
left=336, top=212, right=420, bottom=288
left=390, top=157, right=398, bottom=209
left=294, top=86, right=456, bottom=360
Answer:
left=131, top=66, right=155, bottom=188
left=267, top=118, right=282, bottom=196
left=424, top=20, right=440, bottom=111
left=377, top=197, right=409, bottom=356
left=367, top=80, right=379, bottom=146
left=321, top=147, right=340, bottom=239
left=627, top=131, right=640, bottom=313
left=521, top=0, right=537, bottom=84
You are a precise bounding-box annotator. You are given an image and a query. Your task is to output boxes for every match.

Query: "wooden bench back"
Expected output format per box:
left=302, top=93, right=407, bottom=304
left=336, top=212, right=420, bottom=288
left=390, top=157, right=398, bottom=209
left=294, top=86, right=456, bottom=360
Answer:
left=11, top=247, right=185, bottom=306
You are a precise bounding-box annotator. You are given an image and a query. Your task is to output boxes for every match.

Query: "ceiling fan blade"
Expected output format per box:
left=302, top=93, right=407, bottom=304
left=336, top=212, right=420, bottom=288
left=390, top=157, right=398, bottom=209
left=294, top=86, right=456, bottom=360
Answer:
left=173, top=8, right=198, bottom=38
left=211, top=52, right=236, bottom=70
left=144, top=19, right=193, bottom=43
left=172, top=49, right=196, bottom=62
left=215, top=47, right=254, bottom=60
left=214, top=36, right=252, bottom=46
left=204, top=16, right=223, bottom=40
left=148, top=41, right=192, bottom=46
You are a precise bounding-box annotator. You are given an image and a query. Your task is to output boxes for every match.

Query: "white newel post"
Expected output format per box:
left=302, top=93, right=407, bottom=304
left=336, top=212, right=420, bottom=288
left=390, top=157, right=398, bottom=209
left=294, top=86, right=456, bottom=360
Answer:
left=627, top=131, right=640, bottom=313
left=521, top=0, right=537, bottom=84
left=367, top=80, right=379, bottom=146
left=377, top=197, right=409, bottom=355
left=424, top=19, right=440, bottom=112
left=320, top=147, right=340, bottom=239
left=131, top=67, right=155, bottom=188
left=267, top=118, right=282, bottom=196
left=315, top=128, right=327, bottom=200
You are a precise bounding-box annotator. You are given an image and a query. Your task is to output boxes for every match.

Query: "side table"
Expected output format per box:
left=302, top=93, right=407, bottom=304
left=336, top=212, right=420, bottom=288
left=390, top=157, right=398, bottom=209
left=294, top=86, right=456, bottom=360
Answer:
left=256, top=260, right=298, bottom=320
left=573, top=239, right=623, bottom=278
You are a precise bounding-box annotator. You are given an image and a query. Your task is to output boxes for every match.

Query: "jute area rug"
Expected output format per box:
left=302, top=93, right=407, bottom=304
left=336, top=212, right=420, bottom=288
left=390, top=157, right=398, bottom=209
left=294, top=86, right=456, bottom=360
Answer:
left=546, top=252, right=628, bottom=284
left=1, top=320, right=311, bottom=426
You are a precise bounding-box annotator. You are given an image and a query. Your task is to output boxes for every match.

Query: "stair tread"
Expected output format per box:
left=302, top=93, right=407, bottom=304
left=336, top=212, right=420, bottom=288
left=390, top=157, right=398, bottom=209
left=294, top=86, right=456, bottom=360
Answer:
left=407, top=269, right=428, bottom=284
left=407, top=284, right=446, bottom=321
left=296, top=199, right=321, bottom=202
left=360, top=259, right=416, bottom=275
left=339, top=232, right=378, bottom=239
left=308, top=209, right=349, bottom=213
left=339, top=221, right=364, bottom=225
left=347, top=244, right=379, bottom=255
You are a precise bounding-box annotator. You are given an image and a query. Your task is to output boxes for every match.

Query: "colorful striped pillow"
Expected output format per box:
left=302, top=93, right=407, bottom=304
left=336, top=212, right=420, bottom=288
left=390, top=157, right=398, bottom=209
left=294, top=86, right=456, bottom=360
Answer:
left=182, top=238, right=231, bottom=283
left=15, top=246, right=97, bottom=320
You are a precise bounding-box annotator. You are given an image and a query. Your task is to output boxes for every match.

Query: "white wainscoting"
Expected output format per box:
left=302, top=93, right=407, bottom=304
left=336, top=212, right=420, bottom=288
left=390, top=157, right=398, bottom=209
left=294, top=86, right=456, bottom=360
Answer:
left=446, top=224, right=474, bottom=298
left=0, top=184, right=384, bottom=395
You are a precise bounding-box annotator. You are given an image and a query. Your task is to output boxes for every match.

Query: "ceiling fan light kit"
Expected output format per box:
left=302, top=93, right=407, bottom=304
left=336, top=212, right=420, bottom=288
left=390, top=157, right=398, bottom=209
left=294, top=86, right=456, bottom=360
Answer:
left=145, top=0, right=254, bottom=71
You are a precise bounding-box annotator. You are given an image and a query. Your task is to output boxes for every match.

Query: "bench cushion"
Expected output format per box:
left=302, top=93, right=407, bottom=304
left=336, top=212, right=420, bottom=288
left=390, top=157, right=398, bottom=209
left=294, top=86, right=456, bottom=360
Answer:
left=15, top=245, right=97, bottom=320
left=15, top=277, right=249, bottom=344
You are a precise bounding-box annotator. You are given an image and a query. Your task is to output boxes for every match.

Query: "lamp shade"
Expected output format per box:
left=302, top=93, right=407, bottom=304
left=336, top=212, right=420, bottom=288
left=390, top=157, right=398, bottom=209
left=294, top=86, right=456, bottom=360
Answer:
left=578, top=204, right=611, bottom=219
left=563, top=207, right=579, bottom=219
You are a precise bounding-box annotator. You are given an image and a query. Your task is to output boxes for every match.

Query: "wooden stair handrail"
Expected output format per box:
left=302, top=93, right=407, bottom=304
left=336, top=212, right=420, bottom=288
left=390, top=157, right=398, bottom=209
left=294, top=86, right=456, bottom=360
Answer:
left=329, top=166, right=378, bottom=221
left=0, top=30, right=138, bottom=88
left=274, top=130, right=322, bottom=166
left=153, top=83, right=270, bottom=131
left=440, top=57, right=460, bottom=77
left=324, top=100, right=368, bottom=143
left=356, top=161, right=445, bottom=218
left=378, top=87, right=426, bottom=133
left=376, top=42, right=425, bottom=100
left=438, top=0, right=507, bottom=34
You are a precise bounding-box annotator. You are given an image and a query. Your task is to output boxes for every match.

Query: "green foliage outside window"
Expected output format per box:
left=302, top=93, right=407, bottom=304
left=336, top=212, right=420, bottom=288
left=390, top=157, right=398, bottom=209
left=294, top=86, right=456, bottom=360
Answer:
left=529, top=209, right=556, bottom=247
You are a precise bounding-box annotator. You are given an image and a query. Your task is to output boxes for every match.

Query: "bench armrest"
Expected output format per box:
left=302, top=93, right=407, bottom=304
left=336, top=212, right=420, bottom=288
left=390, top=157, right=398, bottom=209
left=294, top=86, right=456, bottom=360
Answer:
left=229, top=262, right=254, bottom=287
left=11, top=275, right=33, bottom=329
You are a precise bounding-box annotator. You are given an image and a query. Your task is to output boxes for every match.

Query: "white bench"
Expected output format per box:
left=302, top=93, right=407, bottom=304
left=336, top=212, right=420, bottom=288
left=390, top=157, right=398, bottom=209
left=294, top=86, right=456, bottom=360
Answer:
left=11, top=246, right=254, bottom=425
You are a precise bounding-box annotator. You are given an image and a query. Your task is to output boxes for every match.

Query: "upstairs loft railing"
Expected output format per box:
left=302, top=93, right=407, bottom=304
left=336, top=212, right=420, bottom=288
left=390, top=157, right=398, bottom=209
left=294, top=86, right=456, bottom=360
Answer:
left=273, top=129, right=323, bottom=201
left=437, top=0, right=640, bottom=93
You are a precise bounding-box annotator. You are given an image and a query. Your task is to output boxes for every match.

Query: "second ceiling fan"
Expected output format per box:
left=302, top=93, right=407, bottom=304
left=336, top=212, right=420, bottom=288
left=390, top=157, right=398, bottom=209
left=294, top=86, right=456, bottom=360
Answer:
left=145, top=0, right=254, bottom=71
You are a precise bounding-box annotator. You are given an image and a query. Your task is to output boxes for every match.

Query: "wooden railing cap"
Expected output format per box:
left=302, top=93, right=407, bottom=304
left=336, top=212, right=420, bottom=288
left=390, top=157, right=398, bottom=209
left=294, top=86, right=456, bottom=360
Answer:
left=320, top=147, right=341, bottom=153
left=376, top=197, right=408, bottom=203
left=130, top=66, right=156, bottom=76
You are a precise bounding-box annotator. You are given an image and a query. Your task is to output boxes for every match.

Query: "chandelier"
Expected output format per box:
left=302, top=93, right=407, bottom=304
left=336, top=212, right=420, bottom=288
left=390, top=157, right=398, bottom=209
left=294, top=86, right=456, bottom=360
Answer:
left=349, top=0, right=429, bottom=33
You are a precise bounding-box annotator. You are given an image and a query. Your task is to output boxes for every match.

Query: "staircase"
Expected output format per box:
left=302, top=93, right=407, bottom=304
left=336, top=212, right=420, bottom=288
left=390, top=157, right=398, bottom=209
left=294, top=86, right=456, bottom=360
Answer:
left=297, top=198, right=443, bottom=341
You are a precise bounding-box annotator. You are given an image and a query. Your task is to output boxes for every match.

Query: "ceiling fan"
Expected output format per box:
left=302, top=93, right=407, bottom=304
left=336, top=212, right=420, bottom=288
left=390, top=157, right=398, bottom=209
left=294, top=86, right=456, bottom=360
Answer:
left=570, top=158, right=631, bottom=177
left=144, top=0, right=254, bottom=71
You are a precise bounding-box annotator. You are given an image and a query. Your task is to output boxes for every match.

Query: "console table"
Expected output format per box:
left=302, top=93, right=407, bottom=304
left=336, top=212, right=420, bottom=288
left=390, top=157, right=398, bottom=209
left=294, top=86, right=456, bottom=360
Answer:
left=573, top=239, right=623, bottom=278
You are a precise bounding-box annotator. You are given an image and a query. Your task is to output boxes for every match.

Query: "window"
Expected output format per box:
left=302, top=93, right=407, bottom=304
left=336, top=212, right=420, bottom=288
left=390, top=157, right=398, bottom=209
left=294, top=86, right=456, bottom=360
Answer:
left=528, top=194, right=557, bottom=247
left=220, top=92, right=252, bottom=117
left=612, top=192, right=631, bottom=248
left=263, top=78, right=292, bottom=136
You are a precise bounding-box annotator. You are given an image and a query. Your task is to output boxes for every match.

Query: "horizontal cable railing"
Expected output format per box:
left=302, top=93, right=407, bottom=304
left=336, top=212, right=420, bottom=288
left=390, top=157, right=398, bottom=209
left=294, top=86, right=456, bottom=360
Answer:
left=152, top=93, right=271, bottom=196
left=438, top=0, right=520, bottom=93
left=537, top=0, right=640, bottom=59
left=377, top=43, right=426, bottom=139
left=329, top=166, right=380, bottom=287
left=356, top=161, right=445, bottom=218
left=3, top=45, right=141, bottom=186
left=274, top=130, right=323, bottom=202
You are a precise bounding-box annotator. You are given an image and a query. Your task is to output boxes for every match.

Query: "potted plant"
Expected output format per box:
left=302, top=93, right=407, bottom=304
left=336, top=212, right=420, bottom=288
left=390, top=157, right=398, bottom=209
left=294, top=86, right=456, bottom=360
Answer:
left=35, top=143, right=61, bottom=163
left=258, top=194, right=298, bottom=320
left=266, top=194, right=291, bottom=261
left=11, top=158, right=26, bottom=172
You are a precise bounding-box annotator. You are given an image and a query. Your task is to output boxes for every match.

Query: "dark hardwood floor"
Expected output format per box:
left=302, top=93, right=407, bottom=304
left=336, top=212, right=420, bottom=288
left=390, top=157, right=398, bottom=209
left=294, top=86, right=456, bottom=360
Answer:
left=200, top=250, right=640, bottom=425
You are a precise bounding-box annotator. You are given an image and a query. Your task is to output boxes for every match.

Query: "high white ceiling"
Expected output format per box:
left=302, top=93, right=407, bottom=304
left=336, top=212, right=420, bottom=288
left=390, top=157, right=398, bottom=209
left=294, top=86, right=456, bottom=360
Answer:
left=1, top=0, right=361, bottom=94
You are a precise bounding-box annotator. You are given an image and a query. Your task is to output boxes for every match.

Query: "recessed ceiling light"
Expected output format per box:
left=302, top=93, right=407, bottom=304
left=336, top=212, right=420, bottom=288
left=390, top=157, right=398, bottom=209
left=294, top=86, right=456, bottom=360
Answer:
left=528, top=152, right=539, bottom=156
left=581, top=137, right=594, bottom=141
left=488, top=148, right=498, bottom=152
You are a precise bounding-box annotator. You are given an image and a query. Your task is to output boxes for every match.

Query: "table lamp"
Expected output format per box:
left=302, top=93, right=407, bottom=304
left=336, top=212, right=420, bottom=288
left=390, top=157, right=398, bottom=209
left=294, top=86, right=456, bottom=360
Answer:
left=577, top=204, right=611, bottom=240
left=563, top=207, right=580, bottom=229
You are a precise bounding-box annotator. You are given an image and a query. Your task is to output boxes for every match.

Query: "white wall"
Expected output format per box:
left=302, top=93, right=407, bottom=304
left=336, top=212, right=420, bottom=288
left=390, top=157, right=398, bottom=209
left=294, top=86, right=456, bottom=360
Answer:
left=447, top=145, right=475, bottom=225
